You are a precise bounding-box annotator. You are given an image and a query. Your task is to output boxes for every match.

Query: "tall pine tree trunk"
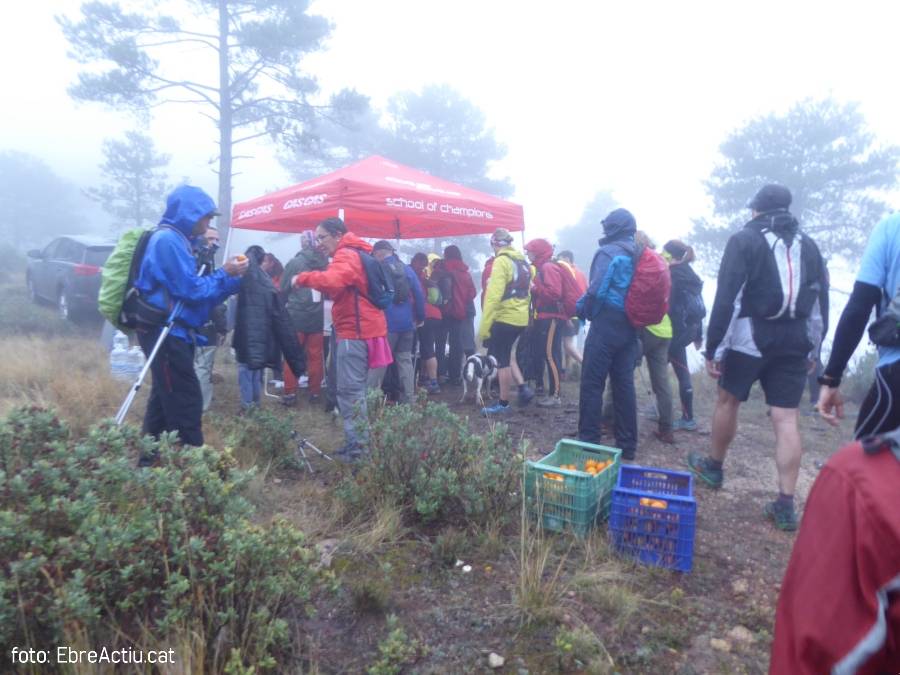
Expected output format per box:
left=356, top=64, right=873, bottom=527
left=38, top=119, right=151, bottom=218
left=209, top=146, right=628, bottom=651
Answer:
left=217, top=0, right=232, bottom=241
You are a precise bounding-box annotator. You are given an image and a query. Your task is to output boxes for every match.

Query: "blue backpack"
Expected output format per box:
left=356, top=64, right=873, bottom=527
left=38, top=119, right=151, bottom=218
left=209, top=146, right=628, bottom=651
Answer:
left=355, top=250, right=395, bottom=309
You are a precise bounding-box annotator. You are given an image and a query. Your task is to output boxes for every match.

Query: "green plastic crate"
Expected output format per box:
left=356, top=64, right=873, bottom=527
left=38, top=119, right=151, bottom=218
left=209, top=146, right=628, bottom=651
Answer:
left=525, top=439, right=622, bottom=537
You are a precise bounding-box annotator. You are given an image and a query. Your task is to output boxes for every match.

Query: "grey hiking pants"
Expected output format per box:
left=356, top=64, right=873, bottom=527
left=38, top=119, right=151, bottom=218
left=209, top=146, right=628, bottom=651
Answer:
left=641, top=328, right=674, bottom=434
left=336, top=338, right=370, bottom=449
left=193, top=345, right=217, bottom=412
left=368, top=330, right=415, bottom=404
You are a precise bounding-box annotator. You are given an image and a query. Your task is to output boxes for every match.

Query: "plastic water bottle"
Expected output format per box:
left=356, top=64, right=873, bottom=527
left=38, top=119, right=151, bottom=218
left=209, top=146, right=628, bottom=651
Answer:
left=127, top=345, right=146, bottom=378
left=109, top=331, right=131, bottom=381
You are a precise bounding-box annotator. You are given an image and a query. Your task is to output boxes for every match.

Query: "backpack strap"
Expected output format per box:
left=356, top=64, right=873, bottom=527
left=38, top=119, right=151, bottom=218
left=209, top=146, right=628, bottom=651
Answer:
left=861, top=428, right=900, bottom=463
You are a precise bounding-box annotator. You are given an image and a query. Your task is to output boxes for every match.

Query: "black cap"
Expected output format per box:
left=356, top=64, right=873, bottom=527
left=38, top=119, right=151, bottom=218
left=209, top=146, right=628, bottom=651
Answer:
left=372, top=240, right=394, bottom=253
left=748, top=184, right=792, bottom=212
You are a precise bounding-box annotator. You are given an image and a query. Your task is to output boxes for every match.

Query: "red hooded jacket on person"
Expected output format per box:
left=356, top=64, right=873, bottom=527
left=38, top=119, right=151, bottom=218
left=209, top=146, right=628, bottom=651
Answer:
left=443, top=258, right=477, bottom=320
left=525, top=239, right=568, bottom=320
left=294, top=232, right=388, bottom=340
left=770, top=437, right=900, bottom=675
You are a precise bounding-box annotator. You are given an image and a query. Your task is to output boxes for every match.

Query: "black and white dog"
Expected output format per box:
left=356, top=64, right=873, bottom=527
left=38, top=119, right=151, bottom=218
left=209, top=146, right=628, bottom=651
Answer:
left=459, top=353, right=498, bottom=407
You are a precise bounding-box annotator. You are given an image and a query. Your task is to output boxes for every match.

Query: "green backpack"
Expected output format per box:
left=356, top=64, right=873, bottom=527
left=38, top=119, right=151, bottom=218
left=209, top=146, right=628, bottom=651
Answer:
left=98, top=228, right=155, bottom=330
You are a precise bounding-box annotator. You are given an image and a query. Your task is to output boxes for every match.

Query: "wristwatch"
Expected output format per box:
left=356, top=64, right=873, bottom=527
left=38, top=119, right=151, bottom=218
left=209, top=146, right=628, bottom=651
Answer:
left=817, top=374, right=841, bottom=388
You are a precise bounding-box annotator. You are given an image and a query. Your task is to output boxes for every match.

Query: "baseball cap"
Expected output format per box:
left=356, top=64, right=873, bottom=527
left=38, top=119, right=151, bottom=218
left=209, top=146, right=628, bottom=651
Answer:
left=372, top=240, right=394, bottom=253
left=491, top=227, right=513, bottom=245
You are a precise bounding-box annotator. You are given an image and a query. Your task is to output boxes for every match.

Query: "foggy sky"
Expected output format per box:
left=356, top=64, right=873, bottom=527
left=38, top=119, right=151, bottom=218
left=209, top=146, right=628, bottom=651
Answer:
left=2, top=0, right=898, bottom=253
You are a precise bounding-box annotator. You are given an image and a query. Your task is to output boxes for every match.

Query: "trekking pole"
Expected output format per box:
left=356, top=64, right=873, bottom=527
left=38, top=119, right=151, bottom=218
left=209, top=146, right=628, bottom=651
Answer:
left=115, top=265, right=206, bottom=426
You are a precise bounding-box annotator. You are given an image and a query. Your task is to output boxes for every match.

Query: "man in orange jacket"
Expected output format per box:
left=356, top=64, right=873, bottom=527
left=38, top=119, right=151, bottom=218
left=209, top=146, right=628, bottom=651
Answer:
left=293, top=217, right=388, bottom=461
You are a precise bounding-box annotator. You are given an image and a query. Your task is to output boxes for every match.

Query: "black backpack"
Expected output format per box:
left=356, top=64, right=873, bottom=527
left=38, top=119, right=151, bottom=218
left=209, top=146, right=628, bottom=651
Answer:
left=868, top=287, right=900, bottom=347
left=383, top=257, right=411, bottom=305
left=498, top=252, right=532, bottom=300
left=355, top=250, right=395, bottom=309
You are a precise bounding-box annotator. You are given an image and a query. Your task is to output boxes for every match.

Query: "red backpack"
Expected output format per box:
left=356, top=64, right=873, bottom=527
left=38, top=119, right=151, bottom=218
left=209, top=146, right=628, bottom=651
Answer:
left=554, top=262, right=582, bottom=318
left=625, top=247, right=671, bottom=327
left=444, top=267, right=476, bottom=320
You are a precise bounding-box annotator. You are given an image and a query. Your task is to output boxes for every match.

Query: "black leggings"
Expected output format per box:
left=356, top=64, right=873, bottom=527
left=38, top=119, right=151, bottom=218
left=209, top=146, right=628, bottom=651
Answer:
left=668, top=334, right=694, bottom=420
left=855, top=361, right=900, bottom=439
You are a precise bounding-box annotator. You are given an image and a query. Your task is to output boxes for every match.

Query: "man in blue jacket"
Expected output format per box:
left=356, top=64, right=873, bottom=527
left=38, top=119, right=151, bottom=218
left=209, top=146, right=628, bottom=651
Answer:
left=134, top=185, right=247, bottom=458
left=368, top=240, right=426, bottom=403
left=576, top=208, right=639, bottom=459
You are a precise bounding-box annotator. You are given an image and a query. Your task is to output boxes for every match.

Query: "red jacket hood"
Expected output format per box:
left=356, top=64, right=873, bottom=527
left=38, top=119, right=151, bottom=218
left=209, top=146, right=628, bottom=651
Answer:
left=335, top=231, right=373, bottom=255
left=444, top=259, right=470, bottom=273
left=525, top=238, right=554, bottom=264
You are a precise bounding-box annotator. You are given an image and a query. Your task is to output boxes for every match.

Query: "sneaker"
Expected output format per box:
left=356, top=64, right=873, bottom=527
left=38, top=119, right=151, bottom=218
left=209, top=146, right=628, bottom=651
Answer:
left=425, top=381, right=441, bottom=395
left=309, top=393, right=321, bottom=404
left=654, top=429, right=676, bottom=444
left=280, top=393, right=297, bottom=407
left=686, top=451, right=724, bottom=489
left=621, top=449, right=636, bottom=461
left=536, top=396, right=562, bottom=408
left=764, top=501, right=799, bottom=531
left=517, top=385, right=535, bottom=407
left=673, top=418, right=698, bottom=432
left=481, top=402, right=512, bottom=417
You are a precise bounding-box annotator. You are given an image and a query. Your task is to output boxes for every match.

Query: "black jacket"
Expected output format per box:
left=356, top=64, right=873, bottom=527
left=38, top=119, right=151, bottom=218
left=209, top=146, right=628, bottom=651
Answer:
left=706, top=210, right=828, bottom=359
left=232, top=261, right=306, bottom=375
left=669, top=261, right=703, bottom=342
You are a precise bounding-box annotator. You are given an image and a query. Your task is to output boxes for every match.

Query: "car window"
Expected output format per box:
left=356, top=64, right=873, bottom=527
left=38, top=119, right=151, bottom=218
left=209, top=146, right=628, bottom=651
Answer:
left=56, top=239, right=82, bottom=263
left=84, top=247, right=114, bottom=266
left=42, top=239, right=61, bottom=259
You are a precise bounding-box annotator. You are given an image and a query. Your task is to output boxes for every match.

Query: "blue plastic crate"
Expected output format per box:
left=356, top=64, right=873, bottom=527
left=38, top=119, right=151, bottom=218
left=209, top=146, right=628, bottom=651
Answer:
left=616, top=465, right=694, bottom=497
left=609, top=466, right=696, bottom=572
left=524, top=439, right=621, bottom=537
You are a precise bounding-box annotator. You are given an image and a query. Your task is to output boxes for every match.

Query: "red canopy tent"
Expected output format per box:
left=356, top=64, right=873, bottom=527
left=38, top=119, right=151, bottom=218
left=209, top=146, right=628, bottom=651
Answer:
left=229, top=155, right=524, bottom=240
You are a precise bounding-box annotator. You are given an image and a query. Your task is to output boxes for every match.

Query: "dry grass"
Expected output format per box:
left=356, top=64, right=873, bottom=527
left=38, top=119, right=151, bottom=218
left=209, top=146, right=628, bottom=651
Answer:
left=0, top=335, right=142, bottom=436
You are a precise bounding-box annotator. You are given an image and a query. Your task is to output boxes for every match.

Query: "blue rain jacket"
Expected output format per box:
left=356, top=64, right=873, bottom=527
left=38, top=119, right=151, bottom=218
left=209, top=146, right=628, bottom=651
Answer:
left=383, top=255, right=426, bottom=333
left=134, top=186, right=240, bottom=344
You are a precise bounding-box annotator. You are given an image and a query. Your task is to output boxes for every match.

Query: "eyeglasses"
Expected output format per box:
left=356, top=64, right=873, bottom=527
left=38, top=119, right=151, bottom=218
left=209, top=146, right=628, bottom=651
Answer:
left=315, top=232, right=332, bottom=243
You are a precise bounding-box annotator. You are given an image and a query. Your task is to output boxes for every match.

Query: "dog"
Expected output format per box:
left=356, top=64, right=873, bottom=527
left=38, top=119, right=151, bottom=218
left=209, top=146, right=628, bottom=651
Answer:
left=459, top=353, right=498, bottom=407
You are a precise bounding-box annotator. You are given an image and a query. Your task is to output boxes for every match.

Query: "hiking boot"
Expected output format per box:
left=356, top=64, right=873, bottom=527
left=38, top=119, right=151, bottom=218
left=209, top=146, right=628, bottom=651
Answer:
left=280, top=393, right=297, bottom=407
left=536, top=396, right=562, bottom=408
left=517, top=385, right=535, bottom=407
left=482, top=402, right=512, bottom=417
left=334, top=443, right=364, bottom=464
left=309, top=393, right=321, bottom=405
left=654, top=429, right=676, bottom=444
left=621, top=449, right=636, bottom=461
left=673, top=418, right=698, bottom=432
left=137, top=451, right=161, bottom=469
left=764, top=500, right=799, bottom=532
left=686, top=451, right=724, bottom=489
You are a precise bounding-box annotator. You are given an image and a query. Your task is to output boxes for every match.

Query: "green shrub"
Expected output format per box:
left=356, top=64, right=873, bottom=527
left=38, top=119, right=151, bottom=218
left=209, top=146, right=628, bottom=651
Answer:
left=0, top=406, right=325, bottom=673
left=338, top=396, right=523, bottom=527
left=220, top=405, right=297, bottom=468
left=367, top=614, right=419, bottom=675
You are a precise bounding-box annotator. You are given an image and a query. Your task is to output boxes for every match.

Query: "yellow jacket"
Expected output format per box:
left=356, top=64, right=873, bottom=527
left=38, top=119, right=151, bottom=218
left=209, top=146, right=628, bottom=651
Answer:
left=479, top=246, right=530, bottom=339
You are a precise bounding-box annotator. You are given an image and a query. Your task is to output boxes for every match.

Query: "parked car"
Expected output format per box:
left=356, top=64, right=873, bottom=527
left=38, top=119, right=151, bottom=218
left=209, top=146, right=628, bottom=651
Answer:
left=26, top=235, right=116, bottom=321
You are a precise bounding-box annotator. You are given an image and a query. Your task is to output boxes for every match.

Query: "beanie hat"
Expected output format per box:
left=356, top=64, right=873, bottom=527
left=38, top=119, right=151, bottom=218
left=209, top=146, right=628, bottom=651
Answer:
left=748, top=184, right=792, bottom=212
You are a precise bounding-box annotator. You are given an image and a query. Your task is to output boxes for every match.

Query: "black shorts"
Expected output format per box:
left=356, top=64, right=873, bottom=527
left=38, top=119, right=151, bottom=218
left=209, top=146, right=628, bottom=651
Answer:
left=418, top=321, right=437, bottom=360
left=487, top=321, right=524, bottom=368
left=719, top=349, right=807, bottom=409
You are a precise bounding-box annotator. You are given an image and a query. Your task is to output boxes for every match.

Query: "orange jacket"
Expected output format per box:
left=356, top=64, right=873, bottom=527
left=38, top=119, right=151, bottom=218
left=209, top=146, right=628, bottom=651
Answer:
left=295, top=232, right=388, bottom=340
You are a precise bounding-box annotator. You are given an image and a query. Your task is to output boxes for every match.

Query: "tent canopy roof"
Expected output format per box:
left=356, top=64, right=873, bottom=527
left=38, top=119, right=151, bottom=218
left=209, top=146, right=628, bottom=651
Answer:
left=230, top=155, right=524, bottom=239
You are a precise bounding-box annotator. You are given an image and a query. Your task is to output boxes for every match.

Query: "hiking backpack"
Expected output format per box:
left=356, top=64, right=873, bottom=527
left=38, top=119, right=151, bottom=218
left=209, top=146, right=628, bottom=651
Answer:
left=98, top=228, right=157, bottom=330
left=753, top=227, right=823, bottom=322
left=355, top=250, right=395, bottom=309
left=498, top=252, right=532, bottom=301
left=554, top=261, right=582, bottom=318
left=383, top=257, right=411, bottom=305
left=868, top=287, right=900, bottom=347
left=624, top=247, right=671, bottom=328
left=444, top=268, right=476, bottom=320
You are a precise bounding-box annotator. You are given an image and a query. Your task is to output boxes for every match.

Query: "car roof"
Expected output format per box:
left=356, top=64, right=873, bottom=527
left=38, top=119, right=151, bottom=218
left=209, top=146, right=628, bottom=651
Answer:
left=56, top=234, right=117, bottom=248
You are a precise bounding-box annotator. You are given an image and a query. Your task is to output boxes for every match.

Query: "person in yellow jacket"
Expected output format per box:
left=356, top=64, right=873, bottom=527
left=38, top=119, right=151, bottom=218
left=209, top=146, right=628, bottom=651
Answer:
left=479, top=228, right=535, bottom=415
left=636, top=231, right=675, bottom=444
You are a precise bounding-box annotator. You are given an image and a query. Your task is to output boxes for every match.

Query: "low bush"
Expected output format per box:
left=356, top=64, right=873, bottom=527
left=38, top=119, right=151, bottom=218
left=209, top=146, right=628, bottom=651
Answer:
left=217, top=405, right=297, bottom=469
left=338, top=396, right=523, bottom=528
left=0, top=406, right=327, bottom=673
